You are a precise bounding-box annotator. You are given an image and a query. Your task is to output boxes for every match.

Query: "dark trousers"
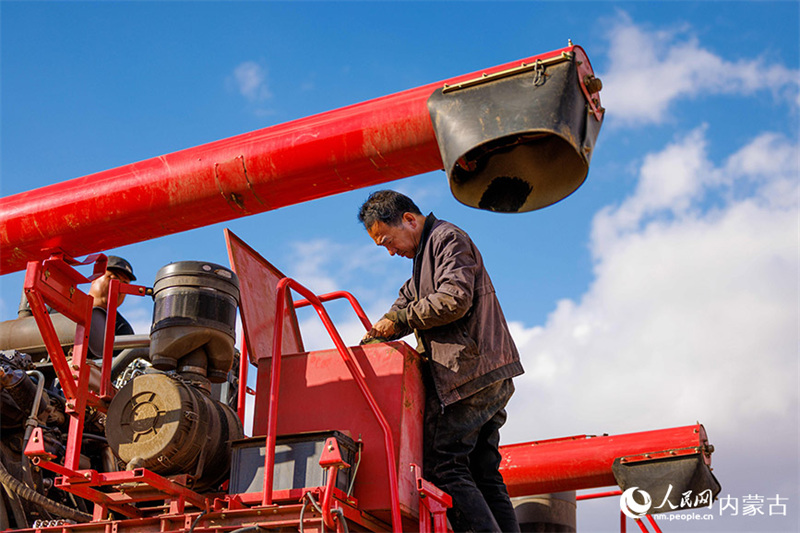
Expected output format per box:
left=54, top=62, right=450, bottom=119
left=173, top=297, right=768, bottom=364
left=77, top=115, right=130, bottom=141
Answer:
left=422, top=377, right=520, bottom=533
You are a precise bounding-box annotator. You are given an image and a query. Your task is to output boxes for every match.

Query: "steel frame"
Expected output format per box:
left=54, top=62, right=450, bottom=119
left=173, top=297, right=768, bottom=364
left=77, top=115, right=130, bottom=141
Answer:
left=19, top=254, right=446, bottom=533
left=14, top=253, right=713, bottom=533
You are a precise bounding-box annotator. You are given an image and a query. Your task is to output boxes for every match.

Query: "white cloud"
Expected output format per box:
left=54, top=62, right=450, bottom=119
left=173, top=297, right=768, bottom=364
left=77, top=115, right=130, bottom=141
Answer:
left=504, top=129, right=799, bottom=449
left=229, top=61, right=272, bottom=103
left=281, top=237, right=412, bottom=347
left=600, top=12, right=800, bottom=125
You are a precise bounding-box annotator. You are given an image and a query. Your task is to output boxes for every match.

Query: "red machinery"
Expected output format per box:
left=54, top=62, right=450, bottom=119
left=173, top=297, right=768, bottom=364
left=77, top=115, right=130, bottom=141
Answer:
left=0, top=42, right=719, bottom=533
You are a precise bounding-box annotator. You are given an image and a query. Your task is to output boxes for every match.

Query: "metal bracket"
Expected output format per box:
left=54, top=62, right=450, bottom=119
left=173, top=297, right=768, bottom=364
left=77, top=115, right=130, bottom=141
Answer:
left=442, top=52, right=573, bottom=93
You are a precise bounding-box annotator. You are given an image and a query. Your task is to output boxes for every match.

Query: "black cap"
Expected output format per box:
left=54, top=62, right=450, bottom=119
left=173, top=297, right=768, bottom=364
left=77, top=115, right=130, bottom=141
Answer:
left=107, top=255, right=136, bottom=281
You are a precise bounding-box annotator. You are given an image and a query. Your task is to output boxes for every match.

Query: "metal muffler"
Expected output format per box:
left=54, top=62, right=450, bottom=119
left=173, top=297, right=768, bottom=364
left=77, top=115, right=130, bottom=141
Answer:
left=150, top=261, right=239, bottom=384
left=427, top=49, right=604, bottom=213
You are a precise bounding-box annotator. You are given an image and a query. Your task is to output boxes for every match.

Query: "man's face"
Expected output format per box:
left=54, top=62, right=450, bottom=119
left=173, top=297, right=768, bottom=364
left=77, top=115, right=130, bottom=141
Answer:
left=89, top=269, right=132, bottom=309
left=368, top=215, right=420, bottom=259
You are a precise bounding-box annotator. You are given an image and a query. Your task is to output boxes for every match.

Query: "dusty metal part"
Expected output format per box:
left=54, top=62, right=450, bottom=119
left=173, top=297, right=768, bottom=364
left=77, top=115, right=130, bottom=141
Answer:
left=105, top=372, right=243, bottom=491
left=427, top=47, right=603, bottom=213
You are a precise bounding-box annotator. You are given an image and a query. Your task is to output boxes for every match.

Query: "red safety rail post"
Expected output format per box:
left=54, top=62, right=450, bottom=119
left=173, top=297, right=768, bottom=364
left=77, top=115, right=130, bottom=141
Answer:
left=261, top=278, right=404, bottom=533
left=643, top=515, right=663, bottom=533
left=237, top=335, right=249, bottom=427
left=412, top=464, right=452, bottom=533
left=99, top=278, right=151, bottom=399
left=318, top=436, right=352, bottom=530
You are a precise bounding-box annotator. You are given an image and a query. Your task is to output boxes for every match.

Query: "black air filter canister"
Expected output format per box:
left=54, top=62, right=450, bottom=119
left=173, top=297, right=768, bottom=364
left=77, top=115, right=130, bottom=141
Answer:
left=105, top=372, right=243, bottom=490
left=150, top=261, right=239, bottom=383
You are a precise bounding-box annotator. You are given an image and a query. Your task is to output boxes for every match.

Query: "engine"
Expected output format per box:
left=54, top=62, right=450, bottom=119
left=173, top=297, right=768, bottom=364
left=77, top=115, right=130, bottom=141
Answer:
left=0, top=261, right=243, bottom=529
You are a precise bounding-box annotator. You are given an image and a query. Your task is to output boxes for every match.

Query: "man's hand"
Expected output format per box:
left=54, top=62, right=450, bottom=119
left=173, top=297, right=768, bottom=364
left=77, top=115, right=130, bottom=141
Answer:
left=361, top=317, right=397, bottom=344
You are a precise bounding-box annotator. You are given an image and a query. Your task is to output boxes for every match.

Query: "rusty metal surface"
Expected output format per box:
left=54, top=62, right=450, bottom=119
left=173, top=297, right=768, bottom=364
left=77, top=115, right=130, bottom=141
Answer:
left=252, top=341, right=424, bottom=526
left=427, top=45, right=604, bottom=213
left=224, top=229, right=304, bottom=365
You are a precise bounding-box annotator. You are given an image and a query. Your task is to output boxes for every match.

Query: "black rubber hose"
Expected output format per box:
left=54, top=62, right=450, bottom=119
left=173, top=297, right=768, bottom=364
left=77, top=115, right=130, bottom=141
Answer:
left=0, top=456, right=91, bottom=523
left=110, top=347, right=150, bottom=381
left=0, top=467, right=28, bottom=529
left=0, top=484, right=13, bottom=530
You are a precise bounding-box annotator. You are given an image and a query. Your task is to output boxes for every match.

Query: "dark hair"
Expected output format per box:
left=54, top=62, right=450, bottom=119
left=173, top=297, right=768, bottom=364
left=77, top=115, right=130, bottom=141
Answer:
left=357, top=190, right=421, bottom=229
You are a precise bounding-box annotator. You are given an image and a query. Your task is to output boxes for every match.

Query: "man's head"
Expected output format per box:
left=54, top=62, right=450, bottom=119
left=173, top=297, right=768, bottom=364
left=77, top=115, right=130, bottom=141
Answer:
left=107, top=256, right=136, bottom=282
left=89, top=255, right=135, bottom=309
left=358, top=190, right=426, bottom=259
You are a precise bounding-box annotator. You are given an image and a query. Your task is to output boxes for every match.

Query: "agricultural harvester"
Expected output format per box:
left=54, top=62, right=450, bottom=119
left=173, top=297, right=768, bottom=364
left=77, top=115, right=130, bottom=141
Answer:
left=0, top=42, right=719, bottom=532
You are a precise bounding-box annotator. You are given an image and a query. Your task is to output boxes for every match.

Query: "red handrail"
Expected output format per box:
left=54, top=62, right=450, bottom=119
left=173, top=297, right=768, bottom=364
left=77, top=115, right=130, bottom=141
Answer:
left=261, top=279, right=403, bottom=532
left=293, top=290, right=373, bottom=332
left=237, top=338, right=249, bottom=426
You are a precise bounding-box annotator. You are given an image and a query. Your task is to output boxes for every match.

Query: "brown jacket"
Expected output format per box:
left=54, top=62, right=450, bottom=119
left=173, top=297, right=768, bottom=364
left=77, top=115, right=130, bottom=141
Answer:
left=385, top=215, right=523, bottom=406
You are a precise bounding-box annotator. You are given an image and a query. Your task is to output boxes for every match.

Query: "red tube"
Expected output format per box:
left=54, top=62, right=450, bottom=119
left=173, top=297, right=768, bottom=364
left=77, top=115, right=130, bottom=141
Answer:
left=0, top=46, right=579, bottom=275
left=499, top=424, right=712, bottom=497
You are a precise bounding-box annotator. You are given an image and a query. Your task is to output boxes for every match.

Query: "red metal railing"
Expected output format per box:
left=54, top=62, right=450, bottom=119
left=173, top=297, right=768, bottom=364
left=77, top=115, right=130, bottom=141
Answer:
left=22, top=254, right=202, bottom=520
left=23, top=254, right=148, bottom=469
left=259, top=279, right=403, bottom=532
left=577, top=490, right=664, bottom=533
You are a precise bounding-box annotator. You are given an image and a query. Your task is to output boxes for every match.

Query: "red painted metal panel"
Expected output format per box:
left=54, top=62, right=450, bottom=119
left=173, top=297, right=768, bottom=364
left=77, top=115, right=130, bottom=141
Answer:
left=225, top=228, right=304, bottom=364
left=0, top=45, right=586, bottom=275
left=253, top=341, right=424, bottom=529
left=499, top=424, right=712, bottom=496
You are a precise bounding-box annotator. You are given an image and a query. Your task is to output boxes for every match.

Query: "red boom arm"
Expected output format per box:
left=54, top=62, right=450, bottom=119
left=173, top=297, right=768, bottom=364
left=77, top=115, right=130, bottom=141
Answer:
left=1, top=44, right=602, bottom=274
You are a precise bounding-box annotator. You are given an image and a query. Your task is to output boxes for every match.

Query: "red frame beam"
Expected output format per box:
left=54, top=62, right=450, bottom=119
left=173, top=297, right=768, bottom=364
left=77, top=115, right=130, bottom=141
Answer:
left=499, top=424, right=713, bottom=497
left=0, top=44, right=595, bottom=275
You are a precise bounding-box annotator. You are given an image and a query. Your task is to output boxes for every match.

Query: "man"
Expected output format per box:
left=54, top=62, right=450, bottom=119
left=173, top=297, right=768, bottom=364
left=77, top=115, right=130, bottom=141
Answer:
left=87, top=255, right=136, bottom=353
left=358, top=190, right=523, bottom=533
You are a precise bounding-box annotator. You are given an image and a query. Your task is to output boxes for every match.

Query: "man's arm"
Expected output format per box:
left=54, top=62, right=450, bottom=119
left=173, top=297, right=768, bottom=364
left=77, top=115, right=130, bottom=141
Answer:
left=361, top=278, right=415, bottom=342
left=401, top=229, right=477, bottom=330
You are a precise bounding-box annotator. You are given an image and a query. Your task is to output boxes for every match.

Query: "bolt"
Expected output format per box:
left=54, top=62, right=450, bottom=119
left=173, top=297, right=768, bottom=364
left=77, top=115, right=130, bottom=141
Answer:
left=584, top=75, right=603, bottom=94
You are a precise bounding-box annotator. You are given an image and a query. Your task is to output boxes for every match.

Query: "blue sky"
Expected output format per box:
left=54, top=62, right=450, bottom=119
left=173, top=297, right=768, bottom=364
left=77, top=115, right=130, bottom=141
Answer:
left=1, top=2, right=798, bottom=532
